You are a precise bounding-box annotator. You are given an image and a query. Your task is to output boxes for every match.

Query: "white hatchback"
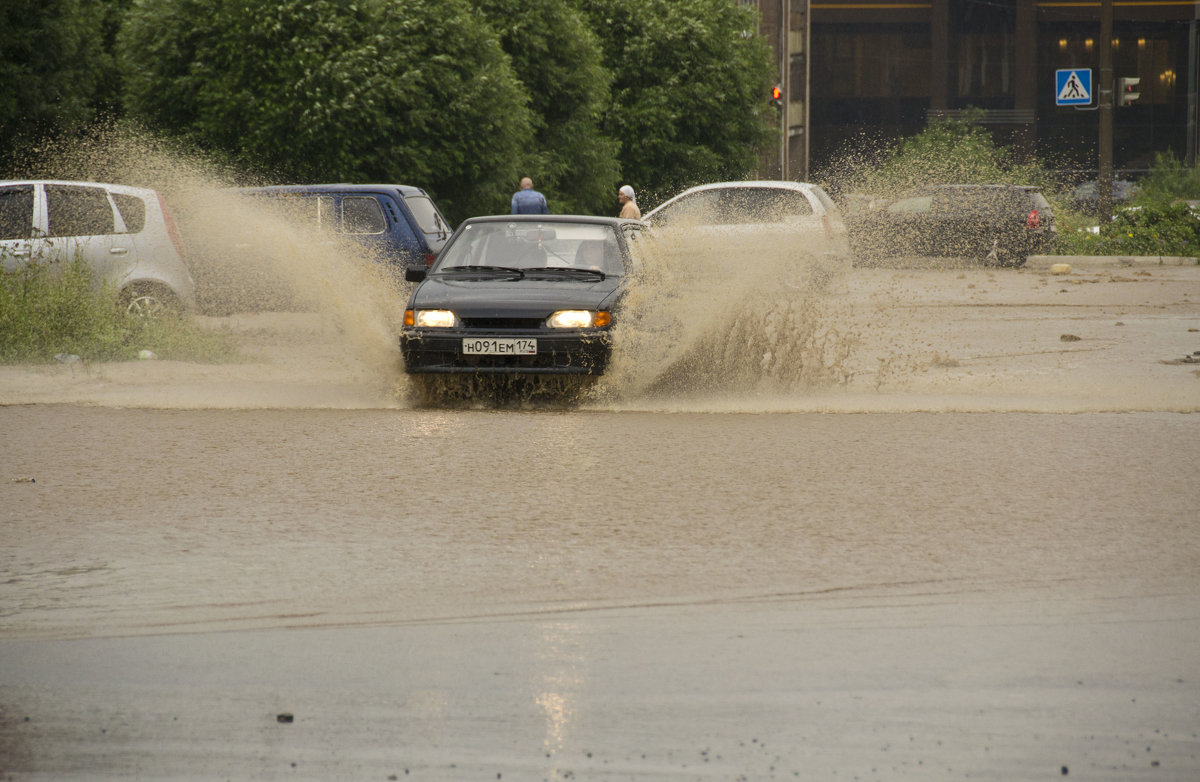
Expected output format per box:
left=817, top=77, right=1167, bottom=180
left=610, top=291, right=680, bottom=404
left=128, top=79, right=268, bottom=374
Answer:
left=0, top=180, right=196, bottom=315
left=643, top=180, right=851, bottom=261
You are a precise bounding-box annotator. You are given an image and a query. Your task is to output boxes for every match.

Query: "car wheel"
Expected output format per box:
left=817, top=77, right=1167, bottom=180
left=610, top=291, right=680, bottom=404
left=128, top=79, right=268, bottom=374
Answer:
left=120, top=283, right=179, bottom=317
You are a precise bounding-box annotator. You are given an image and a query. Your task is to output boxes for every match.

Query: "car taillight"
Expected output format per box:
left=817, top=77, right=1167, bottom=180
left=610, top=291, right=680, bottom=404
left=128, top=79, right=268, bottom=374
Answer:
left=158, top=193, right=188, bottom=258
left=821, top=213, right=835, bottom=241
left=425, top=252, right=436, bottom=267
left=1027, top=209, right=1041, bottom=229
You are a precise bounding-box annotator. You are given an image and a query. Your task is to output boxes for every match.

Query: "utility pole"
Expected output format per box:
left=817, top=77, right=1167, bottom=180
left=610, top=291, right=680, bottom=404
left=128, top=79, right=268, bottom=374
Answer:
left=1098, top=0, right=1114, bottom=223
left=779, top=0, right=790, bottom=178
left=756, top=0, right=809, bottom=180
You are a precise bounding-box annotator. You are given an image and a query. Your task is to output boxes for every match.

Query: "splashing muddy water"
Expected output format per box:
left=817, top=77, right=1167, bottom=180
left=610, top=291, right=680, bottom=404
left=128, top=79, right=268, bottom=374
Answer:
left=4, top=127, right=1198, bottom=413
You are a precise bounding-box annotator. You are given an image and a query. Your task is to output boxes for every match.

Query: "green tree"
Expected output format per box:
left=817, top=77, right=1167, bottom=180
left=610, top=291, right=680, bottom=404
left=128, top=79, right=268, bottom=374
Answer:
left=478, top=0, right=619, bottom=215
left=577, top=0, right=776, bottom=209
left=0, top=0, right=109, bottom=169
left=118, top=0, right=535, bottom=220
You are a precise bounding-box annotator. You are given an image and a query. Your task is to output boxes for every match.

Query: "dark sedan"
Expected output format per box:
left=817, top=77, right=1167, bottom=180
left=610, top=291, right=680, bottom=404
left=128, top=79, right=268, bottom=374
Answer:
left=847, top=184, right=1056, bottom=267
left=399, top=215, right=645, bottom=382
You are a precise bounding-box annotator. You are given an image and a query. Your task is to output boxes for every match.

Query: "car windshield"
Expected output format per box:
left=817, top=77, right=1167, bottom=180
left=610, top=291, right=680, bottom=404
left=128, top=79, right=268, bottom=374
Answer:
left=714, top=188, right=813, bottom=223
left=434, top=222, right=624, bottom=276
left=656, top=187, right=814, bottom=226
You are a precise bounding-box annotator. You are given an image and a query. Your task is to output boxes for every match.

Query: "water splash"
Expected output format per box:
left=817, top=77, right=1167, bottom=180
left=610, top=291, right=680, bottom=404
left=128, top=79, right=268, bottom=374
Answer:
left=600, top=229, right=858, bottom=403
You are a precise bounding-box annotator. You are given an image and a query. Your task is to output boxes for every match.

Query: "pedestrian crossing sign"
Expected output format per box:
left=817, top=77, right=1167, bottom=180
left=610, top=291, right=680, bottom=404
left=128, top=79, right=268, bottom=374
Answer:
left=1056, top=69, right=1092, bottom=106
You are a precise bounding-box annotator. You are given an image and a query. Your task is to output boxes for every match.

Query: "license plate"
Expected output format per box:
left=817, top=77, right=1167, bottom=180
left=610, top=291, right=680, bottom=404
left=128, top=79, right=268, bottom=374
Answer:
left=462, top=337, right=537, bottom=355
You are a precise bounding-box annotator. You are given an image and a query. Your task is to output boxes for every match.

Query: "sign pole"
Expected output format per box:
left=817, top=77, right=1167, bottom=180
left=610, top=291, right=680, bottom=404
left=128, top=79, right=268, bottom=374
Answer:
left=1098, top=0, right=1113, bottom=222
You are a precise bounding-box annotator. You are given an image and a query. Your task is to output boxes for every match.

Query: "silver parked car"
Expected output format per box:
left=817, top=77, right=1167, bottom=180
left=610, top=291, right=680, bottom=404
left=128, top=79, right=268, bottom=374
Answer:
left=643, top=180, right=852, bottom=261
left=0, top=180, right=196, bottom=315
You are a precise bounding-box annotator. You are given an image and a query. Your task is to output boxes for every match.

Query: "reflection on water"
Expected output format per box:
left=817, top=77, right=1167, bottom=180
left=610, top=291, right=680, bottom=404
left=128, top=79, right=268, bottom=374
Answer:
left=533, top=620, right=588, bottom=758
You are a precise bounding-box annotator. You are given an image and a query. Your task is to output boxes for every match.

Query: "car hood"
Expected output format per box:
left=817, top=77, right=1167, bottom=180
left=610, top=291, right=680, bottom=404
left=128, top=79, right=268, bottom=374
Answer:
left=411, top=275, right=622, bottom=318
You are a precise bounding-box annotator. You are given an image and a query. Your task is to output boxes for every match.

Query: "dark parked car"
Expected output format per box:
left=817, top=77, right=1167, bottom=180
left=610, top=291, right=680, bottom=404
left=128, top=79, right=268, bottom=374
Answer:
left=1068, top=179, right=1140, bottom=214
left=848, top=184, right=1056, bottom=267
left=399, top=215, right=645, bottom=387
left=191, top=183, right=453, bottom=313
left=236, top=183, right=452, bottom=269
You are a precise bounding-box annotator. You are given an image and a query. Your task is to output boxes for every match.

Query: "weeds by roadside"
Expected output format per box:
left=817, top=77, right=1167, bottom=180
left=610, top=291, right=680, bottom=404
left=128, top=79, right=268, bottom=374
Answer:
left=0, top=257, right=238, bottom=364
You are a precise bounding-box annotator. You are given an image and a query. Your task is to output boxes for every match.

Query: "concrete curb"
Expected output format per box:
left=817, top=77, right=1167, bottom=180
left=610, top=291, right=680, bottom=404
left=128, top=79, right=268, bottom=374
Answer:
left=1026, top=254, right=1199, bottom=270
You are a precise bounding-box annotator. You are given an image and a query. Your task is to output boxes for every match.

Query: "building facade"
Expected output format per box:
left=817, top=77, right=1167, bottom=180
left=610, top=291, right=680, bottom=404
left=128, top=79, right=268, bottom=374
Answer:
left=749, top=0, right=1200, bottom=181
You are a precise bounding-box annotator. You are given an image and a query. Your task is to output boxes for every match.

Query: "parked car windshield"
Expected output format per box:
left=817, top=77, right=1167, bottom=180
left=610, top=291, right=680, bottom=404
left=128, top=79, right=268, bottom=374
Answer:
left=435, top=222, right=625, bottom=276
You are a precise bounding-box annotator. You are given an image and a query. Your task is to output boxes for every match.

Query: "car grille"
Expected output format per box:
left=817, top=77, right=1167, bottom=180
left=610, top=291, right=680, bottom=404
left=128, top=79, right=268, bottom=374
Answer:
left=459, top=317, right=545, bottom=329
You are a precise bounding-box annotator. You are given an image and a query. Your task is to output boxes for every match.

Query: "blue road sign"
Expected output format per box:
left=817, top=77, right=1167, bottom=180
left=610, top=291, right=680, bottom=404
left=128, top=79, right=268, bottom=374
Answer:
left=1056, top=69, right=1092, bottom=106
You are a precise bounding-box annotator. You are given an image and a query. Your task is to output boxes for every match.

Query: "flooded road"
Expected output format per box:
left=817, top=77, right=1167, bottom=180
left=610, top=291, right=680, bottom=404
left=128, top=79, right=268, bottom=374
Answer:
left=2, top=261, right=1199, bottom=780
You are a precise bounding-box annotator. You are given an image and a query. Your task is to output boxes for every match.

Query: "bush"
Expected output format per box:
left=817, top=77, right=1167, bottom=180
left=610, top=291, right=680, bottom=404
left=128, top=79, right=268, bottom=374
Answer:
left=1053, top=153, right=1200, bottom=257
left=835, top=112, right=1061, bottom=201
left=1136, top=150, right=1200, bottom=203
left=1055, top=202, right=1200, bottom=257
left=0, top=256, right=238, bottom=363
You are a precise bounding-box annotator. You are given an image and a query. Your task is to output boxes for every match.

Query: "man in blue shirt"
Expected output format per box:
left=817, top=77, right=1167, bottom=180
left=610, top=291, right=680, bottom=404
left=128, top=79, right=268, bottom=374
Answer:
left=511, top=177, right=549, bottom=215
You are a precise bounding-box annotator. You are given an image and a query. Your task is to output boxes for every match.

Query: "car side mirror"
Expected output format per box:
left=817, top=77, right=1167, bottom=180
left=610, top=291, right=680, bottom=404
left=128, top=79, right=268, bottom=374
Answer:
left=405, top=265, right=427, bottom=283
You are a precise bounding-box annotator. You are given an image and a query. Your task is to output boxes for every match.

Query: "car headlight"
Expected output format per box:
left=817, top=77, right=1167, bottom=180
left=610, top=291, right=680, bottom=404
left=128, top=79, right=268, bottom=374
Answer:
left=546, top=310, right=611, bottom=329
left=406, top=309, right=459, bottom=328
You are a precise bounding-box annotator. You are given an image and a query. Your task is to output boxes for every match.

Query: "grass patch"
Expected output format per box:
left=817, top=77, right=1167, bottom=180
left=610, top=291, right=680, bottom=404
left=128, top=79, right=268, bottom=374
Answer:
left=0, top=257, right=239, bottom=364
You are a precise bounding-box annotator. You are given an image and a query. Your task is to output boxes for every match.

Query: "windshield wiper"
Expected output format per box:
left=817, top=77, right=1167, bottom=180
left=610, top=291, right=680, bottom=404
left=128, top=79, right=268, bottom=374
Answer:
left=527, top=267, right=607, bottom=280
left=438, top=265, right=525, bottom=277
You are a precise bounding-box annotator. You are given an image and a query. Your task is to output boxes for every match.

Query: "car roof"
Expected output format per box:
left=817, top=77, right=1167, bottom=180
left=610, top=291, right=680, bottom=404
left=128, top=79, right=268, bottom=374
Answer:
left=237, top=183, right=429, bottom=196
left=460, top=214, right=646, bottom=228
left=0, top=179, right=158, bottom=196
left=673, top=180, right=820, bottom=195
left=931, top=184, right=1040, bottom=191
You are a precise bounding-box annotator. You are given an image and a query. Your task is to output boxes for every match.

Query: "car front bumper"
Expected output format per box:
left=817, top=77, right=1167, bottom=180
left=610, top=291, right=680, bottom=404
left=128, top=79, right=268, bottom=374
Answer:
left=399, top=328, right=612, bottom=375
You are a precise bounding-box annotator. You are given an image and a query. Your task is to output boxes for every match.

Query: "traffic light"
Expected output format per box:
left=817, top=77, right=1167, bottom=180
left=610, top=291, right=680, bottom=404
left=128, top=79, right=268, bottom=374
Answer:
left=1118, top=77, right=1141, bottom=106
left=770, top=84, right=783, bottom=111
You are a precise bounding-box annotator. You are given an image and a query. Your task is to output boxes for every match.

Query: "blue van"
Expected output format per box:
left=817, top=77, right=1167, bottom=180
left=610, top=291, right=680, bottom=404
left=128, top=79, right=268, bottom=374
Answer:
left=237, top=184, right=453, bottom=269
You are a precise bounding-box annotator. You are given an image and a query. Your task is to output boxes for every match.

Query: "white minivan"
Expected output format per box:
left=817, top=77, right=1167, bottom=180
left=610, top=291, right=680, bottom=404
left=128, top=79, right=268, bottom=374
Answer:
left=0, top=180, right=196, bottom=315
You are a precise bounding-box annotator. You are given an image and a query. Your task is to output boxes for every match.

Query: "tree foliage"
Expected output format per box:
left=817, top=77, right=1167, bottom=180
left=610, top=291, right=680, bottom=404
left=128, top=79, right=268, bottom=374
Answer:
left=118, top=0, right=536, bottom=220
left=4, top=0, right=780, bottom=221
left=0, top=0, right=110, bottom=169
left=477, top=0, right=619, bottom=215
left=578, top=0, right=777, bottom=207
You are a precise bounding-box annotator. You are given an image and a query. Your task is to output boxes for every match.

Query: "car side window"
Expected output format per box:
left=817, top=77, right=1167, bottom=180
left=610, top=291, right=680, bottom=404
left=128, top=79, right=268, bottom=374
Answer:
left=342, top=196, right=386, bottom=235
left=811, top=186, right=840, bottom=214
left=621, top=225, right=644, bottom=273
left=111, top=193, right=146, bottom=233
left=0, top=185, right=34, bottom=240
left=45, top=185, right=115, bottom=237
left=403, top=195, right=449, bottom=235
left=655, top=191, right=719, bottom=226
